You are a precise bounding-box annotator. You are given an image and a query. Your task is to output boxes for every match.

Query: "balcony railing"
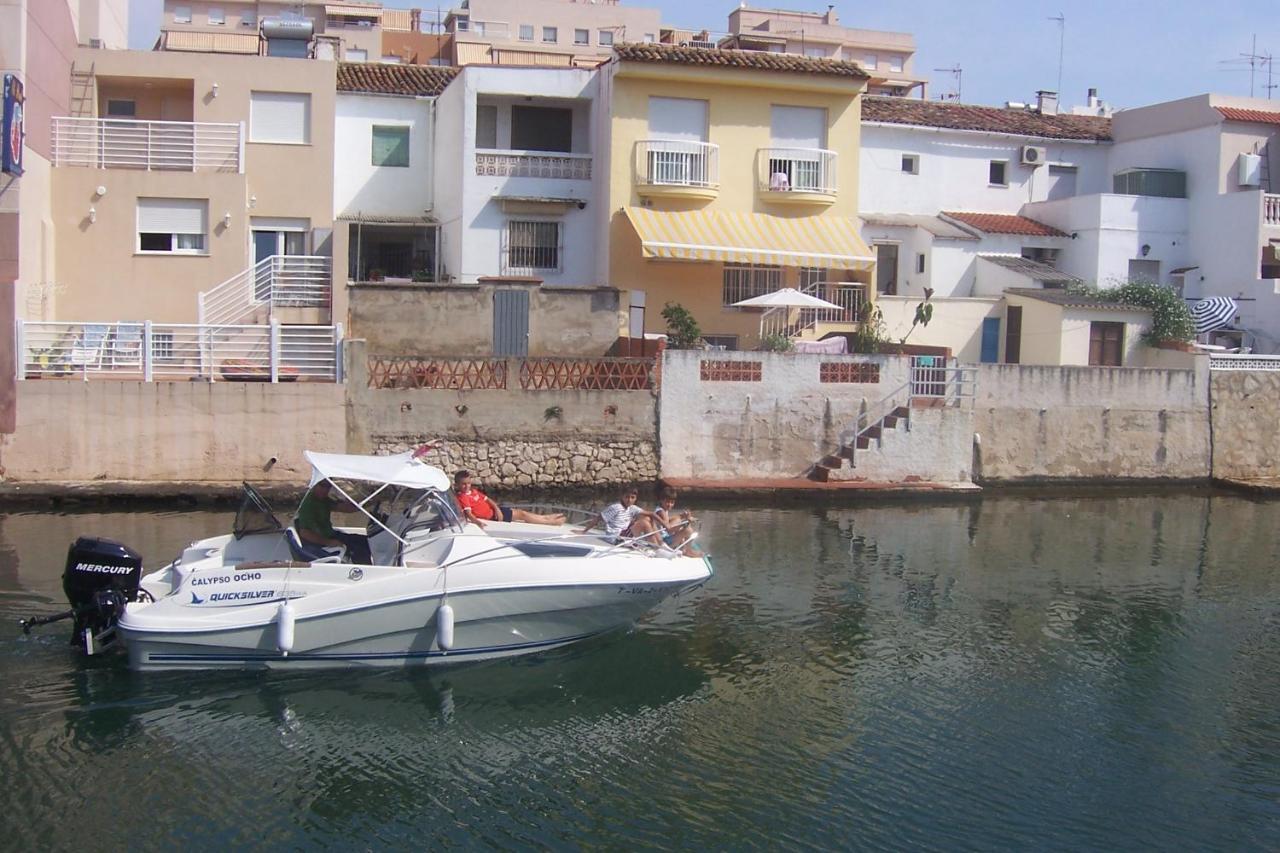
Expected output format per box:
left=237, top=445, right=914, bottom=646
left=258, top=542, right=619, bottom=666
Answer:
left=761, top=282, right=868, bottom=340
left=52, top=117, right=244, bottom=172
left=451, top=18, right=509, bottom=38
left=1265, top=193, right=1280, bottom=226
left=475, top=150, right=592, bottom=180
left=17, top=320, right=342, bottom=382
left=635, top=139, right=719, bottom=189
left=759, top=147, right=838, bottom=195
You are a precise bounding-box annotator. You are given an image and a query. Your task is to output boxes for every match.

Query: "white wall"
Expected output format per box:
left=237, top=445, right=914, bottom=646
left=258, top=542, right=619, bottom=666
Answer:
left=433, top=77, right=467, bottom=283
left=860, top=123, right=1109, bottom=216
left=875, top=295, right=1003, bottom=362
left=334, top=94, right=435, bottom=217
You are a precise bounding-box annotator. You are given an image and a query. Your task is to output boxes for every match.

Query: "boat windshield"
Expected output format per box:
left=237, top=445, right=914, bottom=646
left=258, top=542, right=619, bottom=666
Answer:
left=233, top=482, right=283, bottom=540
left=376, top=487, right=464, bottom=539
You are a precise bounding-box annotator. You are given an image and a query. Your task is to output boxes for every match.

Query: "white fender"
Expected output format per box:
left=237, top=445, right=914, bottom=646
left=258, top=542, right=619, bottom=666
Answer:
left=437, top=603, right=455, bottom=650
left=276, top=601, right=296, bottom=656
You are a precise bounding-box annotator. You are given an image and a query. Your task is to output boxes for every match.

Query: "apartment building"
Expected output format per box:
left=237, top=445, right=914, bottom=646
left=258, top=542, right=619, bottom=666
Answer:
left=435, top=0, right=660, bottom=68
left=713, top=5, right=925, bottom=98
left=158, top=0, right=384, bottom=61
left=48, top=47, right=339, bottom=327
left=601, top=43, right=874, bottom=349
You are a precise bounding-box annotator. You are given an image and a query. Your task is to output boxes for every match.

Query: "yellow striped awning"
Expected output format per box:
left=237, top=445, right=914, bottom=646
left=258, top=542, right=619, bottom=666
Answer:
left=623, top=207, right=875, bottom=270
left=163, top=30, right=261, bottom=54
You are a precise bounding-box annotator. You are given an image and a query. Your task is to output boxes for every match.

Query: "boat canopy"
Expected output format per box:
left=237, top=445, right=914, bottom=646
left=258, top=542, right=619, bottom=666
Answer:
left=304, top=450, right=451, bottom=491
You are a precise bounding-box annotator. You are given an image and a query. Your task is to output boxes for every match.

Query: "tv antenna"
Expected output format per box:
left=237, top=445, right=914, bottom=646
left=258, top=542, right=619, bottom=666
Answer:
left=1218, top=35, right=1273, bottom=98
left=934, top=65, right=962, bottom=101
left=1049, top=13, right=1065, bottom=98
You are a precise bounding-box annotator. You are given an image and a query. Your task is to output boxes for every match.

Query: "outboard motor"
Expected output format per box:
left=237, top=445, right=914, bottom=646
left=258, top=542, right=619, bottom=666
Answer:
left=20, top=537, right=144, bottom=654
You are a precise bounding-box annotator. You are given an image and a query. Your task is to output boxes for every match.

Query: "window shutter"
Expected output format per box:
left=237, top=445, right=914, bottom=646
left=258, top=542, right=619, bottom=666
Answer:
left=250, top=92, right=311, bottom=144
left=476, top=104, right=498, bottom=148
left=649, top=97, right=708, bottom=143
left=771, top=106, right=825, bottom=149
left=138, top=198, right=208, bottom=234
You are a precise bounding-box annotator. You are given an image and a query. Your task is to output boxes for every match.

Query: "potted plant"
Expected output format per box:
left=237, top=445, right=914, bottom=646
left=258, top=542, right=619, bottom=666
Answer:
left=759, top=333, right=794, bottom=352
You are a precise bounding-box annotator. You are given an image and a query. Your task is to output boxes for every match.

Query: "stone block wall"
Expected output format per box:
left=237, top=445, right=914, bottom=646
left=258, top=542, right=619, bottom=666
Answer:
left=373, top=436, right=657, bottom=488
left=1210, top=370, right=1280, bottom=481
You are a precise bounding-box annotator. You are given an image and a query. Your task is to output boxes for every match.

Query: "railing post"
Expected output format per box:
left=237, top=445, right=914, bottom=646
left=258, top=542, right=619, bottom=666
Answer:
left=269, top=318, right=281, bottom=383
left=143, top=320, right=153, bottom=382
left=237, top=121, right=245, bottom=174
left=197, top=291, right=206, bottom=326
left=14, top=319, right=24, bottom=380
left=334, top=323, right=344, bottom=383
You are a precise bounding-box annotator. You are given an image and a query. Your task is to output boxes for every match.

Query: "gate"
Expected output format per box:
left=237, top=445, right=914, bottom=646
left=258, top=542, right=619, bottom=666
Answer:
left=492, top=289, right=529, bottom=357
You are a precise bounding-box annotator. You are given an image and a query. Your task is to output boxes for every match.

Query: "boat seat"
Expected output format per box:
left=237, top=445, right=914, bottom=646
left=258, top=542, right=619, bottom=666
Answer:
left=285, top=527, right=346, bottom=563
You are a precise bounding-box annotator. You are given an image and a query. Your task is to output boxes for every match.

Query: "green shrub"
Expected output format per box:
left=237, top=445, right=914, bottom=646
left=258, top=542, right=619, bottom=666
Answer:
left=759, top=333, right=793, bottom=352
left=661, top=302, right=703, bottom=349
left=1068, top=280, right=1194, bottom=344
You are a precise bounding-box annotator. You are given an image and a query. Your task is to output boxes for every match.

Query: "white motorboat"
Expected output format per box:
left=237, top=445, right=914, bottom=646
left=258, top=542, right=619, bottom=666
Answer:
left=22, top=451, right=712, bottom=670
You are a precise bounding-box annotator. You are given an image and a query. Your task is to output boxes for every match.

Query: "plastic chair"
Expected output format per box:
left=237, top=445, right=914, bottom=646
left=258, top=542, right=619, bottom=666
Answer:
left=69, top=324, right=109, bottom=371
left=111, top=323, right=144, bottom=370
left=285, top=527, right=346, bottom=563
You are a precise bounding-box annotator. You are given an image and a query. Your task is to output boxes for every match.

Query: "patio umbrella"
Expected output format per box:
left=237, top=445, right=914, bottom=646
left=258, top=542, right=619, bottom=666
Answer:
left=732, top=287, right=842, bottom=310
left=1190, top=296, right=1237, bottom=335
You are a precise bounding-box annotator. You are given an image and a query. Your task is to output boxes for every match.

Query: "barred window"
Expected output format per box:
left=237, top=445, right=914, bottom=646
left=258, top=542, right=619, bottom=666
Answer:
left=722, top=264, right=783, bottom=306
left=506, top=220, right=561, bottom=272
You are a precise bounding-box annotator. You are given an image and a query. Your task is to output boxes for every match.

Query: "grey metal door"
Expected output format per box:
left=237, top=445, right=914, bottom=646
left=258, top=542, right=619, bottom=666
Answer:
left=493, top=289, right=529, bottom=357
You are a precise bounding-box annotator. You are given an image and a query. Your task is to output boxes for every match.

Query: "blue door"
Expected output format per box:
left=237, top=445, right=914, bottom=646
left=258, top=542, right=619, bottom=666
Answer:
left=980, top=316, right=1001, bottom=363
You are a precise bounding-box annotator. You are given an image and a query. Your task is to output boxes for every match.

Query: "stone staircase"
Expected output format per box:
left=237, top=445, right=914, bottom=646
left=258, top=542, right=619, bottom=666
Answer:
left=809, top=405, right=911, bottom=482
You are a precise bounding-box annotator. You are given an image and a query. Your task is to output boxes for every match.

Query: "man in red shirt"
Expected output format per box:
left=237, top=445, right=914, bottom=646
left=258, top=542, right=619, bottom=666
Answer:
left=453, top=470, right=566, bottom=528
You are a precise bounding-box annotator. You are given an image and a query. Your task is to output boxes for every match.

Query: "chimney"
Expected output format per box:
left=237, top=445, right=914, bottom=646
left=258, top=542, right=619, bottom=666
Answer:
left=823, top=4, right=838, bottom=25
left=1036, top=90, right=1059, bottom=115
left=1087, top=87, right=1098, bottom=108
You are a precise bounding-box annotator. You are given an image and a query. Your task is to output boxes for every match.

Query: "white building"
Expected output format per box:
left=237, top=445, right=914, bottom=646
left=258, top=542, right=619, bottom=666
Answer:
left=334, top=63, right=453, bottom=284
left=433, top=63, right=600, bottom=286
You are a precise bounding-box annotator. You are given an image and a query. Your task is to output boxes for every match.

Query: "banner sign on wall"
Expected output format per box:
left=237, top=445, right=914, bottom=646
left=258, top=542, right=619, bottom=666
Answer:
left=2, top=74, right=24, bottom=176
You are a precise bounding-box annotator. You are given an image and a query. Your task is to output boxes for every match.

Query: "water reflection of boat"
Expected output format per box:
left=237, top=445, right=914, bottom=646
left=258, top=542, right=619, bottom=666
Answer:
left=28, top=452, right=712, bottom=671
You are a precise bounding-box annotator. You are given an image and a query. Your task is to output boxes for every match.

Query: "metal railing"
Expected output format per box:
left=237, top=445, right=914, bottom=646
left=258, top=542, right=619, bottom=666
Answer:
left=635, top=139, right=719, bottom=189
left=1209, top=353, right=1280, bottom=371
left=451, top=18, right=509, bottom=38
left=1265, top=193, right=1280, bottom=226
left=52, top=117, right=244, bottom=172
left=198, top=255, right=331, bottom=327
left=760, top=282, right=868, bottom=341
left=475, top=150, right=592, bottom=180
left=759, top=147, right=838, bottom=195
left=909, top=356, right=976, bottom=404
left=16, top=320, right=342, bottom=382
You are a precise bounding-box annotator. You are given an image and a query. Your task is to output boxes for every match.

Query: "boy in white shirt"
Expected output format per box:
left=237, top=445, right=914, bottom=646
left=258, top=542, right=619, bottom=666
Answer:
left=579, top=486, right=660, bottom=542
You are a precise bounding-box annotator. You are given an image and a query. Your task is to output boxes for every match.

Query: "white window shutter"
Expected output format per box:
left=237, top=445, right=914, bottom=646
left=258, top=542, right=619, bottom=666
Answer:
left=250, top=92, right=311, bottom=144
left=770, top=106, right=826, bottom=149
left=138, top=198, right=208, bottom=234
left=649, top=97, right=708, bottom=143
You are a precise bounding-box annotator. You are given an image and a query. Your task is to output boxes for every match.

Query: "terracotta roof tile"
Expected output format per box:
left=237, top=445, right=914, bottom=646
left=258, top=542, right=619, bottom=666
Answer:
left=862, top=96, right=1112, bottom=142
left=612, top=42, right=869, bottom=80
left=1216, top=106, right=1280, bottom=125
left=943, top=212, right=1067, bottom=237
left=336, top=62, right=458, bottom=97
left=1006, top=287, right=1151, bottom=312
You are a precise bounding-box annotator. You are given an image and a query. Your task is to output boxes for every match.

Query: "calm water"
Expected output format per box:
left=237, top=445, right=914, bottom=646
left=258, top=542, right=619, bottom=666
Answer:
left=1, top=495, right=1277, bottom=850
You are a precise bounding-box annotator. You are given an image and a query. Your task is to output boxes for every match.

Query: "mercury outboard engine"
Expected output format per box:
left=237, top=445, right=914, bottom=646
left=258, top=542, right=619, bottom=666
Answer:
left=20, top=536, right=145, bottom=654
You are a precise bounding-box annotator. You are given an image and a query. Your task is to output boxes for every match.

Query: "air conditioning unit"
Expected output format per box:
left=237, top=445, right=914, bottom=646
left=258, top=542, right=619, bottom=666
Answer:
left=1238, top=152, right=1262, bottom=187
left=1021, top=145, right=1047, bottom=166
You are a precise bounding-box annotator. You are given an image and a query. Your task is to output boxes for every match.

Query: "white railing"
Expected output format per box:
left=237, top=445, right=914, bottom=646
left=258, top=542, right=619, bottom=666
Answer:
left=635, top=139, right=719, bottom=189
left=758, top=147, right=838, bottom=195
left=909, top=356, right=976, bottom=404
left=1264, top=193, right=1280, bottom=226
left=198, top=255, right=331, bottom=327
left=1209, top=353, right=1280, bottom=371
left=52, top=117, right=244, bottom=172
left=452, top=18, right=509, bottom=38
left=475, top=150, right=592, bottom=180
left=16, top=320, right=343, bottom=382
left=760, top=283, right=868, bottom=341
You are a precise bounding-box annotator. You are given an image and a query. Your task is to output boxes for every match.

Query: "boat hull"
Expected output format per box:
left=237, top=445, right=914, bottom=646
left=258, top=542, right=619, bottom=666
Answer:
left=119, top=578, right=702, bottom=671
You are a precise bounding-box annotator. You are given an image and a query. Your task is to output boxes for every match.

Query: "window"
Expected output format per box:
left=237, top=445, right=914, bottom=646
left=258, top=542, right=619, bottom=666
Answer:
left=381, top=55, right=403, bottom=64
left=799, top=266, right=827, bottom=288
left=574, top=28, right=589, bottom=45
left=989, top=160, right=1008, bottom=186
left=241, top=13, right=256, bottom=27
left=249, top=92, right=311, bottom=144
left=1113, top=168, right=1186, bottom=198
left=475, top=104, right=498, bottom=148
left=542, top=26, right=558, bottom=43
left=173, top=6, right=192, bottom=24
left=769, top=105, right=827, bottom=191
left=863, top=53, right=877, bottom=69
left=372, top=125, right=410, bottom=167
left=875, top=244, right=899, bottom=294
left=888, top=55, right=903, bottom=72
left=106, top=99, right=136, bottom=117
left=519, top=24, right=534, bottom=41
left=345, top=48, right=368, bottom=61
left=1046, top=164, right=1078, bottom=201
left=722, top=264, right=783, bottom=306
left=1021, top=247, right=1059, bottom=267
left=137, top=198, right=207, bottom=254
left=1128, top=259, right=1160, bottom=282
left=506, top=220, right=561, bottom=272
left=511, top=106, right=572, bottom=152
left=804, top=47, right=826, bottom=58
left=901, top=154, right=919, bottom=174
left=208, top=8, right=225, bottom=25
left=916, top=253, right=926, bottom=274
left=598, top=30, right=614, bottom=46
left=1089, top=321, right=1125, bottom=366
left=701, top=335, right=738, bottom=351
left=643, top=33, right=656, bottom=43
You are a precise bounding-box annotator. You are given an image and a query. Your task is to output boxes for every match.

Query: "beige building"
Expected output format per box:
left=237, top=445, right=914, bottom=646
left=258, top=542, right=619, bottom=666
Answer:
left=439, top=0, right=662, bottom=68
left=47, top=47, right=339, bottom=325
left=714, top=6, right=926, bottom=98
left=158, top=0, right=385, bottom=61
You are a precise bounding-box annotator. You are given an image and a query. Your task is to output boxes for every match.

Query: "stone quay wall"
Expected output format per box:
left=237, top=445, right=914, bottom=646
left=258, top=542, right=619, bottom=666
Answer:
left=1209, top=370, right=1280, bottom=482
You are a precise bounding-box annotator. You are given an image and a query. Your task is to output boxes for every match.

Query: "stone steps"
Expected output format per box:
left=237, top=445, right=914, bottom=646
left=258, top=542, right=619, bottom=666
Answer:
left=809, top=406, right=911, bottom=482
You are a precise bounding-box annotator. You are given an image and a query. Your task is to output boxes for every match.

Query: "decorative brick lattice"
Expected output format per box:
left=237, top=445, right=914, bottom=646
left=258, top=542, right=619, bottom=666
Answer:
left=475, top=153, right=591, bottom=180
left=700, top=360, right=762, bottom=382
left=368, top=357, right=508, bottom=389
left=820, top=362, right=881, bottom=383
left=520, top=358, right=655, bottom=390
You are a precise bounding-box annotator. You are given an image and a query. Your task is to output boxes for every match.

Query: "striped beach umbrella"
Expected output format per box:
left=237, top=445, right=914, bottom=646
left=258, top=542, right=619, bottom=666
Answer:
left=1190, top=297, right=1237, bottom=335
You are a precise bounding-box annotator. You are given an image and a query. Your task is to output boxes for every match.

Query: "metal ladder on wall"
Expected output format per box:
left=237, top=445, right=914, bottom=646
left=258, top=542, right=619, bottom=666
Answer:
left=69, top=62, right=95, bottom=118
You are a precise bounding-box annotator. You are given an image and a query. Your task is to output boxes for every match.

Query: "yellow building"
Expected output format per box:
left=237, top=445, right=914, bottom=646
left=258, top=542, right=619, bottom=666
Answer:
left=601, top=43, right=875, bottom=349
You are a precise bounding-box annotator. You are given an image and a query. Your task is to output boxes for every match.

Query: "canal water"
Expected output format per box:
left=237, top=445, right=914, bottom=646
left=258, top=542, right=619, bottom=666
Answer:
left=0, top=495, right=1276, bottom=850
